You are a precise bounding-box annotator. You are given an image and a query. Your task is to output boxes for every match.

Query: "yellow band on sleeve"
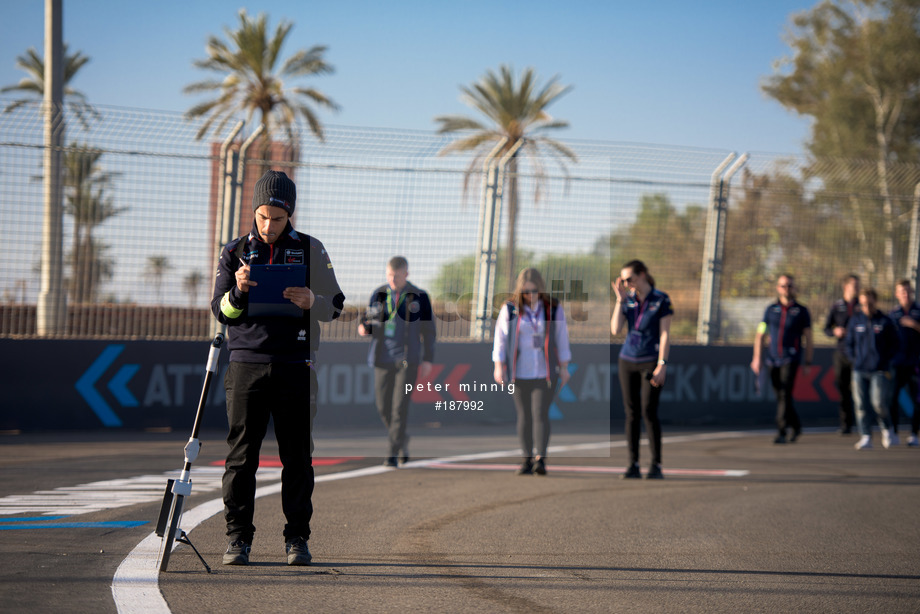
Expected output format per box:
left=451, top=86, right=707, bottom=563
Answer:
left=220, top=291, right=244, bottom=319
left=756, top=321, right=767, bottom=335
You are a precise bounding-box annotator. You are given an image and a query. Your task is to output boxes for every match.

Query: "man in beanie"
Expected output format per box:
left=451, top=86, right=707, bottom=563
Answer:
left=211, top=169, right=345, bottom=566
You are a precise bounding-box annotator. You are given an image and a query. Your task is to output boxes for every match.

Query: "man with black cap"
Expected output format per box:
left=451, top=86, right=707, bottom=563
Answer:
left=211, top=169, right=345, bottom=566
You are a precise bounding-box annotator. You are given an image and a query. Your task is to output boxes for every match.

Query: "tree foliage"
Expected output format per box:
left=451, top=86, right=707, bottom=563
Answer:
left=762, top=0, right=920, bottom=285
left=184, top=9, right=338, bottom=144
left=146, top=256, right=171, bottom=304
left=0, top=43, right=98, bottom=129
left=435, top=65, right=577, bottom=292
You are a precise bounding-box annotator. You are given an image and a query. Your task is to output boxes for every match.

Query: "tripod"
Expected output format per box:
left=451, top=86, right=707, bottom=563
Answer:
left=155, top=332, right=223, bottom=573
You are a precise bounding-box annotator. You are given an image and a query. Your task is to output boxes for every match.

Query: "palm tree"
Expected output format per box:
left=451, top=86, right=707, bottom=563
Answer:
left=183, top=9, right=339, bottom=146
left=146, top=256, right=171, bottom=304
left=435, top=65, right=577, bottom=291
left=1, top=43, right=98, bottom=129
left=182, top=270, right=205, bottom=307
left=66, top=238, right=115, bottom=304
left=62, top=145, right=124, bottom=303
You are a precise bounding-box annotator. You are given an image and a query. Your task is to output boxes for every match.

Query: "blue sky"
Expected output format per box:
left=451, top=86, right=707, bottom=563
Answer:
left=0, top=0, right=817, bottom=154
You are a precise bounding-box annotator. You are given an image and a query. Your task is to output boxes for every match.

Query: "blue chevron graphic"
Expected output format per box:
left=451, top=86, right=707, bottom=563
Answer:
left=107, top=364, right=140, bottom=407
left=75, top=345, right=125, bottom=427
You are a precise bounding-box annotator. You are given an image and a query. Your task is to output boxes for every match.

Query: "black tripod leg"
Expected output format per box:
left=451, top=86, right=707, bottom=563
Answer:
left=177, top=530, right=212, bottom=573
left=157, top=493, right=184, bottom=572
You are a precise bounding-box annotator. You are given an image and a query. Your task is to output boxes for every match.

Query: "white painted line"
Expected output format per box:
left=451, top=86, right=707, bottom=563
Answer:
left=112, top=430, right=758, bottom=613
left=0, top=466, right=279, bottom=517
left=422, top=462, right=750, bottom=476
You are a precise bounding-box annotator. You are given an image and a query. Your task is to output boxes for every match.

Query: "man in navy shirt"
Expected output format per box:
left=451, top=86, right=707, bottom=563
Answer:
left=212, top=170, right=345, bottom=566
left=845, top=288, right=899, bottom=450
left=751, top=274, right=814, bottom=444
left=890, top=279, right=920, bottom=446
left=359, top=256, right=436, bottom=466
left=824, top=274, right=860, bottom=434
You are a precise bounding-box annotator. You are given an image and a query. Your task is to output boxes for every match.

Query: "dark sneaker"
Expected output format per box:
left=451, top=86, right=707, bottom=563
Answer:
left=533, top=458, right=547, bottom=475
left=790, top=429, right=801, bottom=443
left=515, top=458, right=533, bottom=475
left=285, top=536, right=312, bottom=566
left=399, top=436, right=410, bottom=466
left=222, top=539, right=251, bottom=565
left=645, top=464, right=664, bottom=479
left=622, top=463, right=642, bottom=479
left=773, top=434, right=787, bottom=444
left=383, top=456, right=397, bottom=467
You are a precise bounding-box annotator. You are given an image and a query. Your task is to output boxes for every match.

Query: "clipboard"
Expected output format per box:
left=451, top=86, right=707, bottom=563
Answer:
left=247, top=264, right=307, bottom=317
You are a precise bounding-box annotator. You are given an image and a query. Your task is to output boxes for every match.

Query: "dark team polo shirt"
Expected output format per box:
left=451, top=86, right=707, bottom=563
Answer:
left=890, top=302, right=920, bottom=367
left=762, top=300, right=811, bottom=366
left=618, top=288, right=673, bottom=363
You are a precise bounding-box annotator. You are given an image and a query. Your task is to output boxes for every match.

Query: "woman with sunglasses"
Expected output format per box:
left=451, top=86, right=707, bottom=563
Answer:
left=493, top=268, right=572, bottom=475
left=611, top=260, right=672, bottom=479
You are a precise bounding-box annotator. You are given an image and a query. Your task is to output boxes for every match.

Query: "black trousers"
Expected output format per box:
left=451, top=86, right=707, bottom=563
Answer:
left=222, top=361, right=316, bottom=543
left=511, top=378, right=556, bottom=459
left=770, top=362, right=802, bottom=436
left=374, top=362, right=419, bottom=457
left=892, top=365, right=920, bottom=435
left=617, top=358, right=662, bottom=466
left=833, top=349, right=855, bottom=430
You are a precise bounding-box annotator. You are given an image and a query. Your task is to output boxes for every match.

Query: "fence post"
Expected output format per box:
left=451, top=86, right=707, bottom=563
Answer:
left=209, top=121, right=244, bottom=338
left=696, top=153, right=747, bottom=345
left=908, top=181, right=920, bottom=293
left=226, top=124, right=264, bottom=244
left=37, top=0, right=66, bottom=336
left=470, top=138, right=508, bottom=341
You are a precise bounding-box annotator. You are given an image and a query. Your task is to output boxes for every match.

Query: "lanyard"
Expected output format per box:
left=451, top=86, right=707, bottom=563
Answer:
left=386, top=289, right=407, bottom=321
left=634, top=293, right=651, bottom=329
left=523, top=305, right=543, bottom=329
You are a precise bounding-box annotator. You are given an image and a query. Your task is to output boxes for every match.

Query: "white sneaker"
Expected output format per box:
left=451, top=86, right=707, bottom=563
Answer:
left=908, top=434, right=919, bottom=447
left=882, top=429, right=892, bottom=449
left=855, top=435, right=872, bottom=450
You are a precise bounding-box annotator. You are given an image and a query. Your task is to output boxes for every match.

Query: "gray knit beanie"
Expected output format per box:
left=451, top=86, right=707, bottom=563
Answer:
left=252, top=170, right=296, bottom=216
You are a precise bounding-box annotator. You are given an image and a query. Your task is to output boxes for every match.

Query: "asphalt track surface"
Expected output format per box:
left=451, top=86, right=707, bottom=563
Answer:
left=1, top=425, right=919, bottom=614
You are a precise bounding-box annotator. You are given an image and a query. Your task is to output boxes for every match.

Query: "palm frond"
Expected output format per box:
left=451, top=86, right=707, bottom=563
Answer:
left=184, top=10, right=336, bottom=142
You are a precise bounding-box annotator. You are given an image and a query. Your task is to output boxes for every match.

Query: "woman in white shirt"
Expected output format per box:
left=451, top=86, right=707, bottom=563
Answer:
left=493, top=268, right=572, bottom=475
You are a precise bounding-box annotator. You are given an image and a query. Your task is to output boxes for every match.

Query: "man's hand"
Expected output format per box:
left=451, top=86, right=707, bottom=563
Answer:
left=284, top=287, right=315, bottom=310
left=419, top=361, right=433, bottom=380
left=236, top=263, right=257, bottom=293
left=833, top=325, right=846, bottom=339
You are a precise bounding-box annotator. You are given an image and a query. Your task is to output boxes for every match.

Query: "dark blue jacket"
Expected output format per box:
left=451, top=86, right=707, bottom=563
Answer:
left=844, top=310, right=899, bottom=372
left=365, top=282, right=436, bottom=367
left=824, top=298, right=858, bottom=352
left=890, top=302, right=920, bottom=367
left=211, top=221, right=345, bottom=363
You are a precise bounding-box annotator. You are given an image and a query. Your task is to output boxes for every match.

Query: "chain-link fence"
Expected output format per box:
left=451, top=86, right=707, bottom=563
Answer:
left=1, top=100, right=919, bottom=343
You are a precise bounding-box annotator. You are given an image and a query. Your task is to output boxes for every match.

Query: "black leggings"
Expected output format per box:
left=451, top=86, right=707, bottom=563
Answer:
left=511, top=378, right=556, bottom=458
left=618, top=358, right=662, bottom=466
